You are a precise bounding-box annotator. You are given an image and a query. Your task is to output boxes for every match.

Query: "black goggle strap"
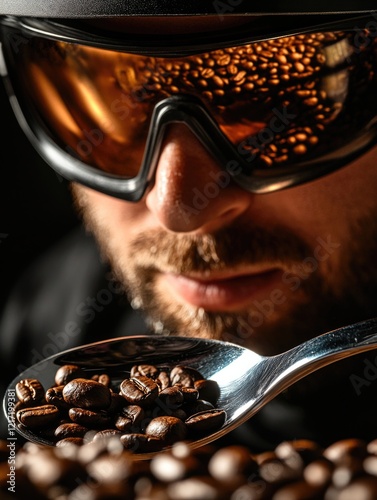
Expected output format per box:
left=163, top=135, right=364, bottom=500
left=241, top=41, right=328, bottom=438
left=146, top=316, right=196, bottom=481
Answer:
left=1, top=0, right=377, bottom=18
left=2, top=14, right=377, bottom=56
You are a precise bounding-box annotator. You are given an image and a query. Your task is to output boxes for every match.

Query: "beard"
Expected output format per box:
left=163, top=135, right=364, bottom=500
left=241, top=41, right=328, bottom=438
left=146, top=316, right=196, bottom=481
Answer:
left=113, top=228, right=377, bottom=356
left=72, top=186, right=377, bottom=357
left=110, top=227, right=337, bottom=354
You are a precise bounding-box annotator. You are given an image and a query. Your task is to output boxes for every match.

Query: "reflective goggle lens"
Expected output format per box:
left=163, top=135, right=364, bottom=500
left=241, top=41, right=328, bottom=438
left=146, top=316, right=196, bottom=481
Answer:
left=7, top=27, right=377, bottom=181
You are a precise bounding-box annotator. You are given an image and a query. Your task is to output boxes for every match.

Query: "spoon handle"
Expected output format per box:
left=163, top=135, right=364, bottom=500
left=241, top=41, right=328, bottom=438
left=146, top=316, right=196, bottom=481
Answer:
left=268, top=316, right=377, bottom=392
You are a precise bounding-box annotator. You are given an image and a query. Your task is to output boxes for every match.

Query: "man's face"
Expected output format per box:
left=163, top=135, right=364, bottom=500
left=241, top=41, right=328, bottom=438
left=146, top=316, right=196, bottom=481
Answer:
left=72, top=17, right=377, bottom=356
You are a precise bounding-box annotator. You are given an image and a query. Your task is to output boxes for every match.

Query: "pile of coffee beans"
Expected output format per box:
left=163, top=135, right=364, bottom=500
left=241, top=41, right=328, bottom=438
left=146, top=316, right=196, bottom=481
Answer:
left=13, top=364, right=226, bottom=453
left=3, top=436, right=377, bottom=499
left=115, top=29, right=377, bottom=171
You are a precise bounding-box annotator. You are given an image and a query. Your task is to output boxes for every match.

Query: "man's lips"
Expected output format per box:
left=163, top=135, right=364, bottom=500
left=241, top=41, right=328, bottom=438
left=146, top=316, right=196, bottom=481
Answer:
left=162, top=268, right=283, bottom=312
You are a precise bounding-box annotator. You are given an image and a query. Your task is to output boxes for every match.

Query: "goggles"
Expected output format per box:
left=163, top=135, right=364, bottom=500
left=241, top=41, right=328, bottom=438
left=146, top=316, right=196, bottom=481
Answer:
left=1, top=15, right=377, bottom=200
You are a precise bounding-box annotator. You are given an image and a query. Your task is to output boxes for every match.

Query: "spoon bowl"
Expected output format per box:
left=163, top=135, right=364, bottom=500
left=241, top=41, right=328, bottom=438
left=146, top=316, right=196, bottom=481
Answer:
left=4, top=316, right=377, bottom=459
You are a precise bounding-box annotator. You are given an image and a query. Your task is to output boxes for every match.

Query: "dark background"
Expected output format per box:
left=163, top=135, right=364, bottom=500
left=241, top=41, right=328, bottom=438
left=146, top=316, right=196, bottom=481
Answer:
left=0, top=79, right=80, bottom=318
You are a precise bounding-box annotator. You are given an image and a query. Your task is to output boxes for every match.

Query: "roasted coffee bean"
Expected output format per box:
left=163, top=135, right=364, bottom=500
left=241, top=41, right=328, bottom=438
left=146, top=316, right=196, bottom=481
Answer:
left=156, top=371, right=170, bottom=390
left=259, top=456, right=302, bottom=484
left=151, top=451, right=201, bottom=482
left=131, top=364, right=160, bottom=379
left=15, top=378, right=45, bottom=404
left=54, top=422, right=89, bottom=439
left=13, top=400, right=28, bottom=415
left=68, top=407, right=112, bottom=428
left=145, top=416, right=187, bottom=444
left=120, top=433, right=163, bottom=453
left=367, top=438, right=377, bottom=455
left=331, top=457, right=364, bottom=488
left=115, top=405, right=145, bottom=432
left=16, top=404, right=60, bottom=428
left=180, top=386, right=199, bottom=403
left=86, top=453, right=136, bottom=485
left=183, top=399, right=215, bottom=417
left=363, top=455, right=377, bottom=476
left=275, top=440, right=323, bottom=470
left=92, top=429, right=123, bottom=442
left=56, top=437, right=84, bottom=447
left=194, top=379, right=220, bottom=405
left=166, top=476, right=224, bottom=500
left=185, top=409, right=226, bottom=434
left=63, top=378, right=112, bottom=410
left=45, top=385, right=71, bottom=410
left=41, top=420, right=70, bottom=441
left=91, top=373, right=111, bottom=387
left=54, top=364, right=85, bottom=386
left=323, top=438, right=368, bottom=464
left=122, top=404, right=146, bottom=425
left=120, top=376, right=159, bottom=407
left=303, top=457, right=335, bottom=487
left=115, top=415, right=133, bottom=432
left=208, top=445, right=258, bottom=482
left=158, top=386, right=184, bottom=409
left=76, top=437, right=118, bottom=465
left=255, top=449, right=276, bottom=463
left=170, top=366, right=203, bottom=387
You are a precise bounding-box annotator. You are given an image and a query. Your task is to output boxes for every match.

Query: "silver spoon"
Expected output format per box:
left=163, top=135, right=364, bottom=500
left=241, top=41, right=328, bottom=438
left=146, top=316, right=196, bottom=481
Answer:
left=4, top=316, right=377, bottom=459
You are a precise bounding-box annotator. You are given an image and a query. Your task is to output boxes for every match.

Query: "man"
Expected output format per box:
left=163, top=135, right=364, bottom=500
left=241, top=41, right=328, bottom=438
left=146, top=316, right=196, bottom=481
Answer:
left=1, top=2, right=377, bottom=448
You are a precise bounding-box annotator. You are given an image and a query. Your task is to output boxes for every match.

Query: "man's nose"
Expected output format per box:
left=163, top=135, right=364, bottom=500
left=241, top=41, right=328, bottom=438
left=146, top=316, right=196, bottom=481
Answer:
left=145, top=124, right=252, bottom=233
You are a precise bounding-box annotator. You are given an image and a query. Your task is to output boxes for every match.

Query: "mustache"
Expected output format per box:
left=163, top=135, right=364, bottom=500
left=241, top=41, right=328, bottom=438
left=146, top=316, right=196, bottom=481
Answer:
left=129, top=225, right=312, bottom=274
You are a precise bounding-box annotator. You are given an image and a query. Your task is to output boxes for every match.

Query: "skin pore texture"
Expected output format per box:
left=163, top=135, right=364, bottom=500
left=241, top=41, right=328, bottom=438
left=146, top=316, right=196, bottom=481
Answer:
left=70, top=16, right=377, bottom=363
